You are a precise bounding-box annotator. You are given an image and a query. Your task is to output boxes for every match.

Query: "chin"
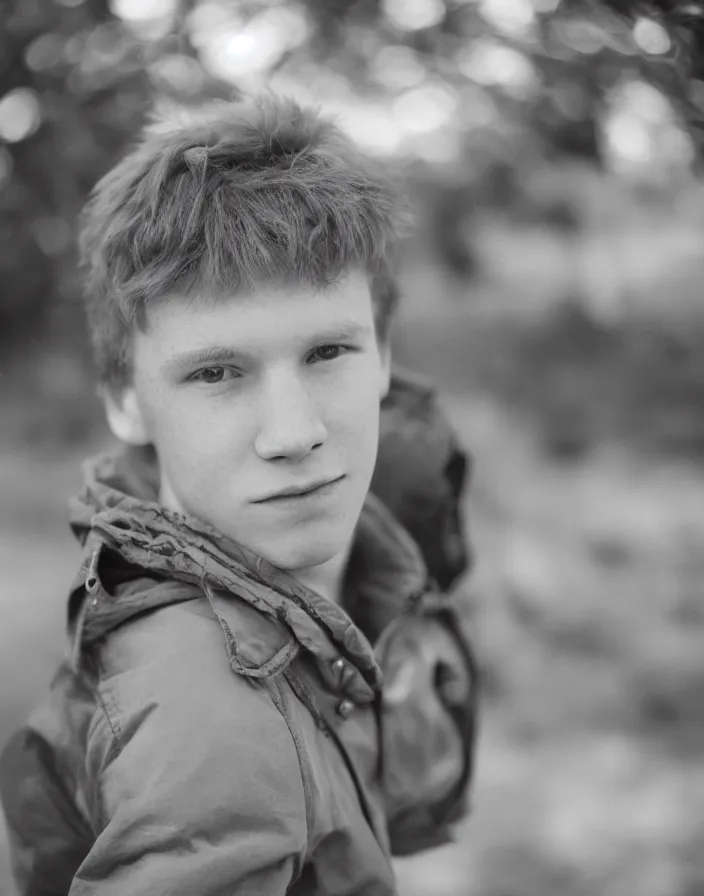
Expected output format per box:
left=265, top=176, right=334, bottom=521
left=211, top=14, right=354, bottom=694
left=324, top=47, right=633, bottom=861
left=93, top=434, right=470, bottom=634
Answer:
left=260, top=530, right=349, bottom=573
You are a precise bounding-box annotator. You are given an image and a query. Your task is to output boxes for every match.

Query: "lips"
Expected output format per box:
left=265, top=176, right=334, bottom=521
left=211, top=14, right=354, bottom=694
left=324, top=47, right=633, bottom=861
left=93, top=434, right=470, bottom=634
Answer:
left=254, top=475, right=344, bottom=503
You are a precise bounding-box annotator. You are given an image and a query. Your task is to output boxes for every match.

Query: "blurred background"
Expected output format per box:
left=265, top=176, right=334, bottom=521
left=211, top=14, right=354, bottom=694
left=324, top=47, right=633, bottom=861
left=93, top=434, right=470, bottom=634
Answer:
left=1, top=0, right=703, bottom=893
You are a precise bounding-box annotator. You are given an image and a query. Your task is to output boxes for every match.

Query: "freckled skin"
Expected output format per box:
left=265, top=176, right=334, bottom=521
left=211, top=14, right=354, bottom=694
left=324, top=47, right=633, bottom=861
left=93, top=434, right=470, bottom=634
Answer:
left=109, top=270, right=390, bottom=596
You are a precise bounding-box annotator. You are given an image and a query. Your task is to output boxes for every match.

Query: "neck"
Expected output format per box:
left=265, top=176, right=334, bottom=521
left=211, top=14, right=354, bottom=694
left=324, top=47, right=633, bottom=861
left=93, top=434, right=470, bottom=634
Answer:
left=290, top=540, right=353, bottom=606
left=158, top=473, right=354, bottom=606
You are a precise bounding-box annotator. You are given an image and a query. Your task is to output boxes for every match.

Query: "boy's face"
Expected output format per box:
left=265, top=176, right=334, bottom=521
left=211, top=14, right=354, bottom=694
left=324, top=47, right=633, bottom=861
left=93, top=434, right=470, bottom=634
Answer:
left=106, top=270, right=391, bottom=573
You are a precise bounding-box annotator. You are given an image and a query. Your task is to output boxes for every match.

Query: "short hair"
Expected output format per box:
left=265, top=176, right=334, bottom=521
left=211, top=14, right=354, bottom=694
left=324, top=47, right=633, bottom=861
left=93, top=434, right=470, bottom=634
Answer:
left=78, top=93, right=405, bottom=387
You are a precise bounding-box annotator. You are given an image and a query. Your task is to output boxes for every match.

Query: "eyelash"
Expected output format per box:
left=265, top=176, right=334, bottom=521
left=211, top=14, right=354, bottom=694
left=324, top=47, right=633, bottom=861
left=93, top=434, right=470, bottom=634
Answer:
left=309, top=343, right=350, bottom=363
left=190, top=344, right=351, bottom=384
left=191, top=367, right=239, bottom=385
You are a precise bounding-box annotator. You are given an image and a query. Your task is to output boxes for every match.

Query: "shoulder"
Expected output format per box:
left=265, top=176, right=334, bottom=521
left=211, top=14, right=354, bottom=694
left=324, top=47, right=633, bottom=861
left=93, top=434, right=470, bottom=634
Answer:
left=73, top=597, right=311, bottom=890
left=93, top=597, right=294, bottom=750
left=95, top=596, right=227, bottom=679
left=89, top=598, right=308, bottom=840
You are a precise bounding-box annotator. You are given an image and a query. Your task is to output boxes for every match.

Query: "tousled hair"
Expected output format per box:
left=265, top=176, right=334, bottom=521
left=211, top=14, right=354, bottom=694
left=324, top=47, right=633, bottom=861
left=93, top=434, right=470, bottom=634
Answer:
left=78, top=93, right=406, bottom=386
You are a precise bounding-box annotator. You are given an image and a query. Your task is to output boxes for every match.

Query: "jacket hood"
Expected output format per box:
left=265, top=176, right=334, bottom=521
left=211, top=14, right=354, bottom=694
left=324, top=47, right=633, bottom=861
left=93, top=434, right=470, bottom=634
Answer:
left=65, top=367, right=469, bottom=701
left=67, top=443, right=429, bottom=699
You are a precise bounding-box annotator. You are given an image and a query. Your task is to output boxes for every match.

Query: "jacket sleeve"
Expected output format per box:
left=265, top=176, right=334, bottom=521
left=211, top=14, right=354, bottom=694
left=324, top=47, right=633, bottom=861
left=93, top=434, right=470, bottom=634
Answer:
left=68, top=651, right=308, bottom=896
left=375, top=596, right=479, bottom=857
left=0, top=661, right=97, bottom=896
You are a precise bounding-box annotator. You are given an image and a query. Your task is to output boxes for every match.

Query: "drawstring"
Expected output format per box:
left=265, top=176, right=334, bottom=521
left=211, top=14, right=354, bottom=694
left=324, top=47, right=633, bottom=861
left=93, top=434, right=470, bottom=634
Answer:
left=69, top=540, right=104, bottom=671
left=85, top=542, right=102, bottom=597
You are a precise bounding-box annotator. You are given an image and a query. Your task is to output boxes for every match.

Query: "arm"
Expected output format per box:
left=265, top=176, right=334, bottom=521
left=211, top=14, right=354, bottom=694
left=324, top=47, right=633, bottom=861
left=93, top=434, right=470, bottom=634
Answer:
left=0, top=662, right=96, bottom=896
left=1, top=652, right=307, bottom=896
left=69, top=656, right=307, bottom=895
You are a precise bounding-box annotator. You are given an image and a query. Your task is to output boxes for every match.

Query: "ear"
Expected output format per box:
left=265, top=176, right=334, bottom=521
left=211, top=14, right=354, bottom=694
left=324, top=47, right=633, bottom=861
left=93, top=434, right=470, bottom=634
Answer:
left=378, top=336, right=392, bottom=400
left=102, top=386, right=150, bottom=446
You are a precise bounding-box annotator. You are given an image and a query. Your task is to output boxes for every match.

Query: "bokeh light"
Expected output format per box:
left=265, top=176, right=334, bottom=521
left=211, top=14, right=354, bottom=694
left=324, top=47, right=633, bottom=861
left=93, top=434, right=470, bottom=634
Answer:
left=457, top=39, right=538, bottom=97
left=478, top=0, right=536, bottom=38
left=0, top=89, right=42, bottom=143
left=382, top=0, right=446, bottom=32
left=393, top=83, right=459, bottom=136
left=604, top=80, right=694, bottom=177
left=109, top=0, right=176, bottom=22
left=201, top=6, right=309, bottom=82
left=632, top=18, right=671, bottom=55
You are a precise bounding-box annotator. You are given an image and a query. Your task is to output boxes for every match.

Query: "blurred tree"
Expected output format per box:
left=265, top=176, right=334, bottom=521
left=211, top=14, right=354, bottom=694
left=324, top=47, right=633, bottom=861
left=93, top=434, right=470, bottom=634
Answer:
left=594, top=0, right=704, bottom=152
left=0, top=0, right=148, bottom=352
left=1, top=0, right=703, bottom=361
left=0, top=0, right=232, bottom=360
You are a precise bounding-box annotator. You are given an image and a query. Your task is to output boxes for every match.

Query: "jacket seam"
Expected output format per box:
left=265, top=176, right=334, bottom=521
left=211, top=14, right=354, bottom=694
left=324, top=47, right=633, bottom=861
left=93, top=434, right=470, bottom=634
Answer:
left=88, top=648, right=123, bottom=749
left=204, top=583, right=300, bottom=678
left=268, top=675, right=312, bottom=864
left=84, top=702, right=113, bottom=834
left=95, top=685, right=122, bottom=747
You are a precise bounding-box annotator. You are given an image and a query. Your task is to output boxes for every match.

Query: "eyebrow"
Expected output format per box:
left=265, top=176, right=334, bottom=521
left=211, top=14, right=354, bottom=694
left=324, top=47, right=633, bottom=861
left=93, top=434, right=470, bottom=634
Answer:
left=160, top=320, right=371, bottom=375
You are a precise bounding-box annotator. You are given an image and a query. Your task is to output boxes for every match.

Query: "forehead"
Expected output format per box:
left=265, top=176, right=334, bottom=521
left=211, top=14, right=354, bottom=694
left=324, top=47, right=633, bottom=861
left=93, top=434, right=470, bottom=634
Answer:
left=135, top=269, right=374, bottom=358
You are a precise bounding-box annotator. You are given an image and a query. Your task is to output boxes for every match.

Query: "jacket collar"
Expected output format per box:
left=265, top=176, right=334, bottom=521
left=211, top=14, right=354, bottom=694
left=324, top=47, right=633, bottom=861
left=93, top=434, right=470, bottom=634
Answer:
left=68, top=445, right=428, bottom=700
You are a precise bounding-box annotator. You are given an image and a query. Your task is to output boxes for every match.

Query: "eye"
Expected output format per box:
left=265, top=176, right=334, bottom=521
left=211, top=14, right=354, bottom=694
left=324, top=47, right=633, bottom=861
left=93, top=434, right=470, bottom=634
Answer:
left=191, top=366, right=238, bottom=384
left=309, top=344, right=348, bottom=363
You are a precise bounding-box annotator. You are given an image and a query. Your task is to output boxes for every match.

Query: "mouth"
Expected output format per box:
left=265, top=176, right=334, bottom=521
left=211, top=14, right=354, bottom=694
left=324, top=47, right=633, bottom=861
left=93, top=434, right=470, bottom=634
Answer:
left=254, top=475, right=345, bottom=503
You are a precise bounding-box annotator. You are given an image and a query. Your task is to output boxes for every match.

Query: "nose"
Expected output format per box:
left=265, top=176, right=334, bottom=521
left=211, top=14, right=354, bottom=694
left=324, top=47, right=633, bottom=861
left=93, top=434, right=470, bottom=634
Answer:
left=254, top=368, right=327, bottom=461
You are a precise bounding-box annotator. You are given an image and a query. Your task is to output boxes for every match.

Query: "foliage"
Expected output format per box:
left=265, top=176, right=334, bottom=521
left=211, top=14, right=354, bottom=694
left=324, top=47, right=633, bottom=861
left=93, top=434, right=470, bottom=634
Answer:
left=1, top=0, right=704, bottom=350
left=0, top=0, right=146, bottom=350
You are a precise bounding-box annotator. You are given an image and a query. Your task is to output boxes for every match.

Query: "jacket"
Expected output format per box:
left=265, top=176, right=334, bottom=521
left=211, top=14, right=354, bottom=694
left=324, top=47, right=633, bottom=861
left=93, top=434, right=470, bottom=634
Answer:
left=0, top=368, right=478, bottom=896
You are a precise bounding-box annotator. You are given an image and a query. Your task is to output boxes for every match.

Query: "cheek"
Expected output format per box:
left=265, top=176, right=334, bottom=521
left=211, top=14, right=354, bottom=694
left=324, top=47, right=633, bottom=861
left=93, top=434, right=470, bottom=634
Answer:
left=329, top=359, right=384, bottom=408
left=328, top=377, right=381, bottom=450
left=149, top=396, right=249, bottom=469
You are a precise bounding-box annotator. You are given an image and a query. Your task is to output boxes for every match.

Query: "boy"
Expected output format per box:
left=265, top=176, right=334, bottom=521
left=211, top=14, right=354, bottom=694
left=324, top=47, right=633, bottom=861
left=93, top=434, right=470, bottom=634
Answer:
left=0, top=94, right=477, bottom=895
